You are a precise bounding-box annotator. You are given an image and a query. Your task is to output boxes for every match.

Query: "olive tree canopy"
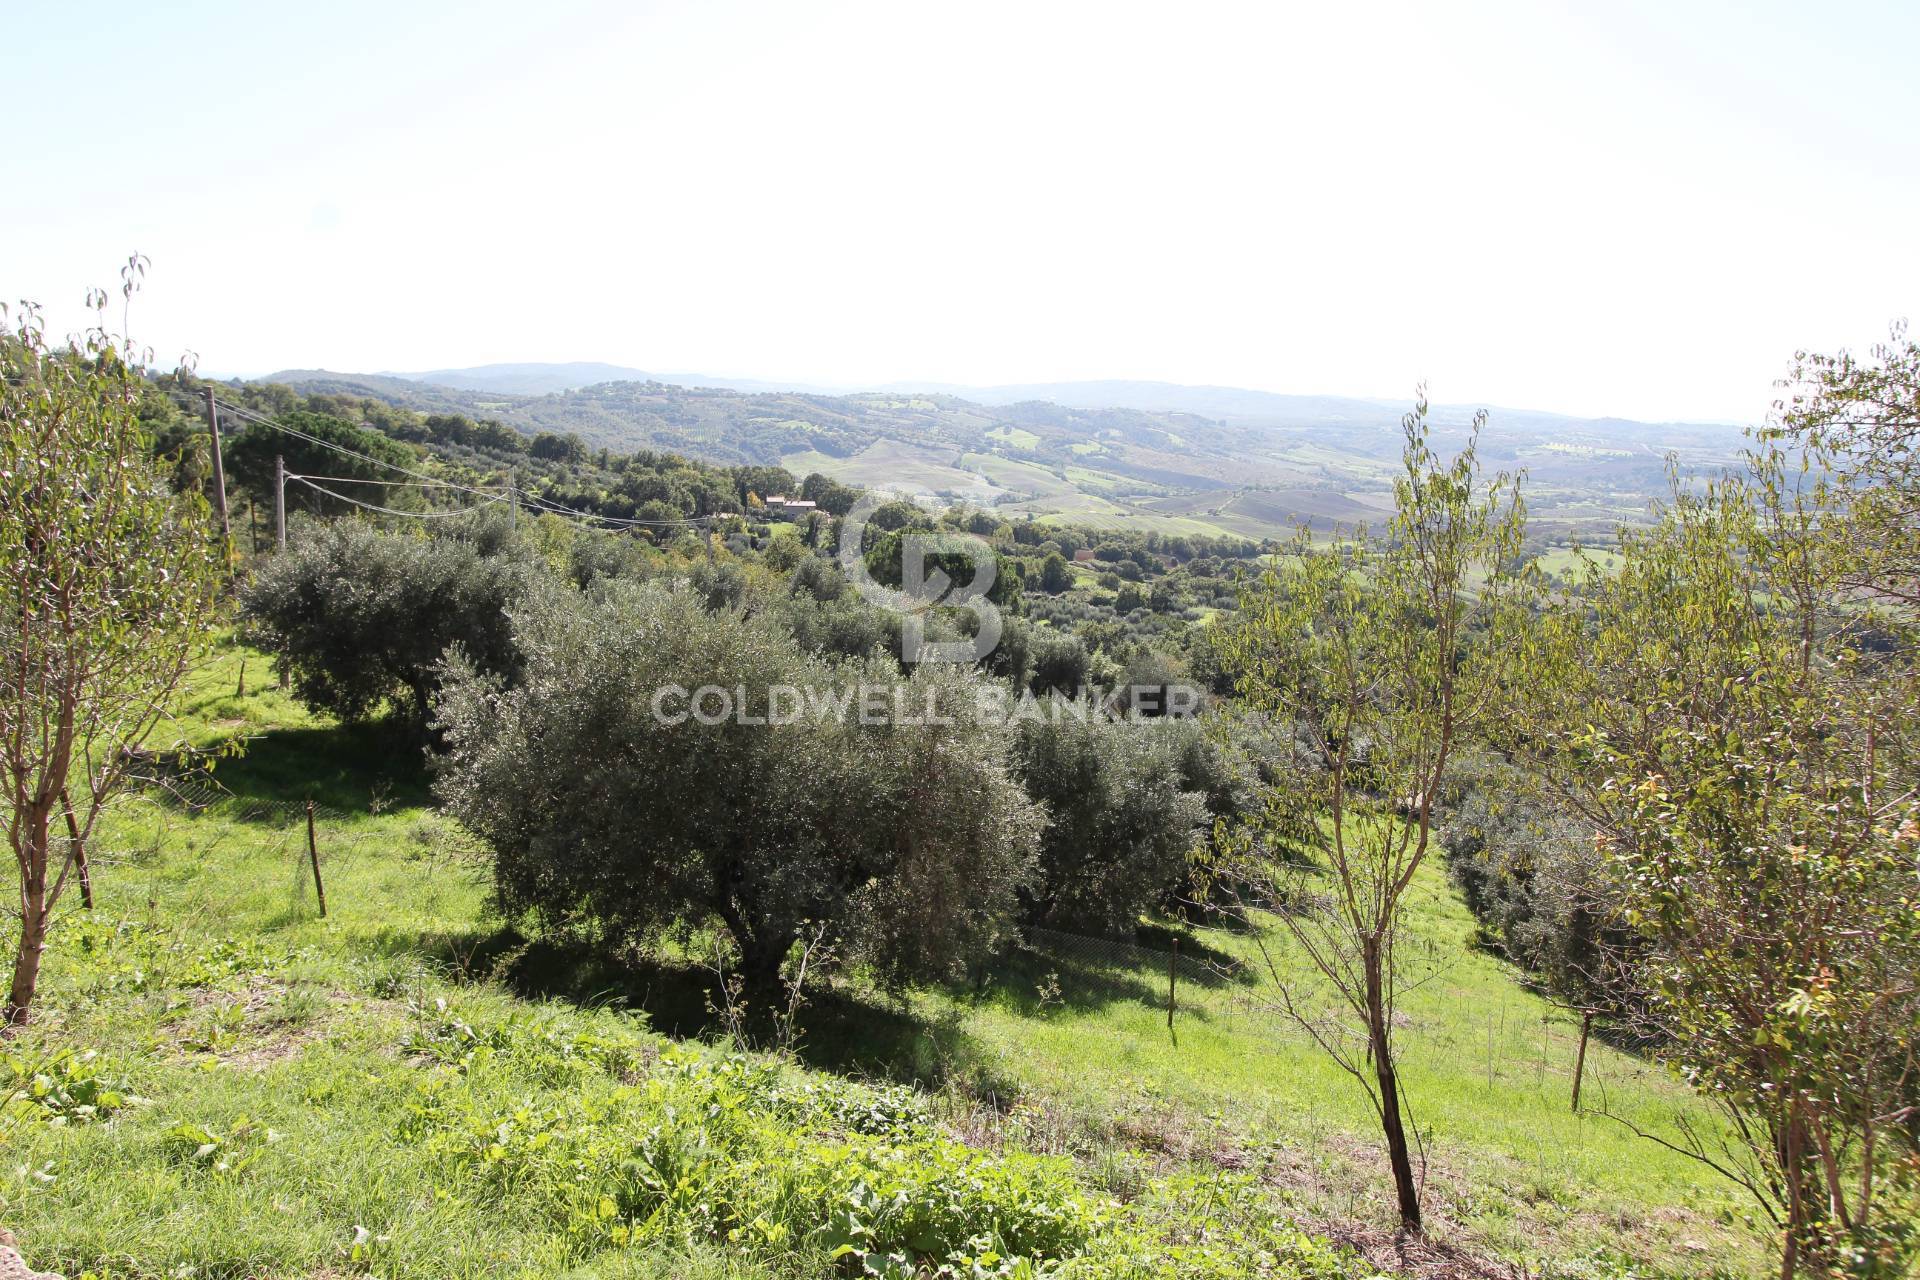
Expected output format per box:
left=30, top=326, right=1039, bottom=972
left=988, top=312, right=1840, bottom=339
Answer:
left=434, top=580, right=1041, bottom=1003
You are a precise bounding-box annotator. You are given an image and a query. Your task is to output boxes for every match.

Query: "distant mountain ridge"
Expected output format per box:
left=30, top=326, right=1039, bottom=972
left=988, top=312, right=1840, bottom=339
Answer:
left=257, top=362, right=1750, bottom=541
left=384, top=362, right=841, bottom=398
left=370, top=362, right=1741, bottom=435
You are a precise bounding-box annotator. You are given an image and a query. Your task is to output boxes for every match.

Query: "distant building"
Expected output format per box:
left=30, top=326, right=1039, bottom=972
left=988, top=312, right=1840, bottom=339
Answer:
left=763, top=496, right=818, bottom=517
left=1072, top=548, right=1098, bottom=562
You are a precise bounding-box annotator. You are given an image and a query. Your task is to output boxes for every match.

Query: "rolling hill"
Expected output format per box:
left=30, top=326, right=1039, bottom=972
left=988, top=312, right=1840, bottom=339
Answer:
left=259, top=363, right=1751, bottom=541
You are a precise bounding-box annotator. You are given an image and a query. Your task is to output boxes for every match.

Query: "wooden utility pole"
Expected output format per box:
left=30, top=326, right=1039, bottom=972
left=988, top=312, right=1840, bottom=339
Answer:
left=508, top=468, right=517, bottom=528
left=273, top=455, right=292, bottom=689
left=305, top=800, right=327, bottom=918
left=274, top=455, right=287, bottom=552
left=59, top=789, right=92, bottom=912
left=204, top=388, right=231, bottom=559
left=704, top=516, right=716, bottom=564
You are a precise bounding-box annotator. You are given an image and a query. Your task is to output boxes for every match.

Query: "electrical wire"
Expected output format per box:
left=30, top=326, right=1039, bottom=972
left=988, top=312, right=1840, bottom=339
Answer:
left=220, top=397, right=720, bottom=533
left=286, top=475, right=506, bottom=520
left=287, top=472, right=482, bottom=491
left=215, top=399, right=500, bottom=499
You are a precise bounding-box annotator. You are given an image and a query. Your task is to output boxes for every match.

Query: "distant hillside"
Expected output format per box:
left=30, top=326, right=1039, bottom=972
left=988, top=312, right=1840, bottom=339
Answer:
left=256, top=366, right=1750, bottom=541
left=391, top=362, right=659, bottom=396
left=384, top=362, right=842, bottom=398
left=888, top=379, right=1417, bottom=425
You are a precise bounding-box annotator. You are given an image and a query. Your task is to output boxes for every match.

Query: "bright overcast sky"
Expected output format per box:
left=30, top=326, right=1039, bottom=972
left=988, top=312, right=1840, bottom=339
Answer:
left=5, top=0, right=1916, bottom=423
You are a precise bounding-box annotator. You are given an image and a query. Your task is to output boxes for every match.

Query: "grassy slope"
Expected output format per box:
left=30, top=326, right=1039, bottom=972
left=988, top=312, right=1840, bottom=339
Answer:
left=890, top=875, right=1760, bottom=1272
left=0, top=643, right=1763, bottom=1278
left=0, top=649, right=1366, bottom=1280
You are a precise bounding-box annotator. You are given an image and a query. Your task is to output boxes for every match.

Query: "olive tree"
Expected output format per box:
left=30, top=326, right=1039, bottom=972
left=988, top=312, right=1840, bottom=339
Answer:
left=434, top=580, right=1040, bottom=1006
left=1013, top=714, right=1210, bottom=934
left=0, top=282, right=218, bottom=1027
left=240, top=513, right=535, bottom=734
left=1220, top=399, right=1526, bottom=1232
left=1027, top=629, right=1089, bottom=698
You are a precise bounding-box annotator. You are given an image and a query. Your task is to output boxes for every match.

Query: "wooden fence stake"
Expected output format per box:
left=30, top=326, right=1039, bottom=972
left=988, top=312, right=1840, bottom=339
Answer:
left=1167, top=937, right=1178, bottom=1030
left=306, top=800, right=328, bottom=918
left=60, top=789, right=92, bottom=911
left=235, top=658, right=246, bottom=699
left=1571, top=1010, right=1593, bottom=1112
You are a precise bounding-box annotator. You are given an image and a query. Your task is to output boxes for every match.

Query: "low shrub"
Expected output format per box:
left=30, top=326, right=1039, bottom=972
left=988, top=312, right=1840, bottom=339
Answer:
left=396, top=1005, right=1108, bottom=1275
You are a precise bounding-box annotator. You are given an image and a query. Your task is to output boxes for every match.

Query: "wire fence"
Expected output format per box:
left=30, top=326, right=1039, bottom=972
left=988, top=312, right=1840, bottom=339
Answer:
left=88, top=768, right=1608, bottom=1109
left=1014, top=920, right=1613, bottom=1112
left=213, top=397, right=715, bottom=533
left=72, top=773, right=431, bottom=924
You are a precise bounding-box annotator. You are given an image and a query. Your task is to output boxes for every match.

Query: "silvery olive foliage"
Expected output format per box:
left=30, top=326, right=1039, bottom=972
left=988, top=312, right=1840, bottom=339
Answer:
left=433, top=579, right=1041, bottom=1003
left=1012, top=714, right=1210, bottom=935
left=240, top=511, right=538, bottom=732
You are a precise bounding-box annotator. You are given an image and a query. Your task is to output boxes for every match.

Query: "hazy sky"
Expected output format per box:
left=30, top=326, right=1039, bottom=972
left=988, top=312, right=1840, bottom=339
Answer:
left=5, top=0, right=1916, bottom=422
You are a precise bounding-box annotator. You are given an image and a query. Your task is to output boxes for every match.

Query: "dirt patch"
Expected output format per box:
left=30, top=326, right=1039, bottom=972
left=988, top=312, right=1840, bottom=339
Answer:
left=168, top=983, right=387, bottom=1072
left=226, top=1025, right=328, bottom=1071
left=179, top=973, right=291, bottom=1019
left=1314, top=1221, right=1527, bottom=1280
left=0, top=1225, right=64, bottom=1280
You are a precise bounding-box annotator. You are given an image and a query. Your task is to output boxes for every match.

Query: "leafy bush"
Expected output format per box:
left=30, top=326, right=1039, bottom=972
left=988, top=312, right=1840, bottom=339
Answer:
left=1438, top=758, right=1618, bottom=1009
left=0, top=1047, right=143, bottom=1126
left=1027, top=630, right=1089, bottom=698
left=1014, top=716, right=1209, bottom=934
left=788, top=553, right=849, bottom=605
left=567, top=528, right=650, bottom=587
left=240, top=512, right=537, bottom=731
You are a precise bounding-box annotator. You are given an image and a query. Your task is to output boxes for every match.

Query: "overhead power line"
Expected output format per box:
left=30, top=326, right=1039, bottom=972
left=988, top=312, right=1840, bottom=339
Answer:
left=285, top=473, right=473, bottom=491
left=217, top=397, right=724, bottom=535
left=215, top=398, right=499, bottom=499
left=286, top=475, right=506, bottom=520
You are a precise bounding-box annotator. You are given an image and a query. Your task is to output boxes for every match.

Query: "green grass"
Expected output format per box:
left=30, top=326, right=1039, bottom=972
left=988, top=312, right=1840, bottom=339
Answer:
left=779, top=442, right=1001, bottom=501
left=0, top=642, right=1765, bottom=1278
left=985, top=426, right=1043, bottom=450
left=1533, top=545, right=1625, bottom=579
left=887, top=872, right=1760, bottom=1273
left=961, top=453, right=1078, bottom=498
